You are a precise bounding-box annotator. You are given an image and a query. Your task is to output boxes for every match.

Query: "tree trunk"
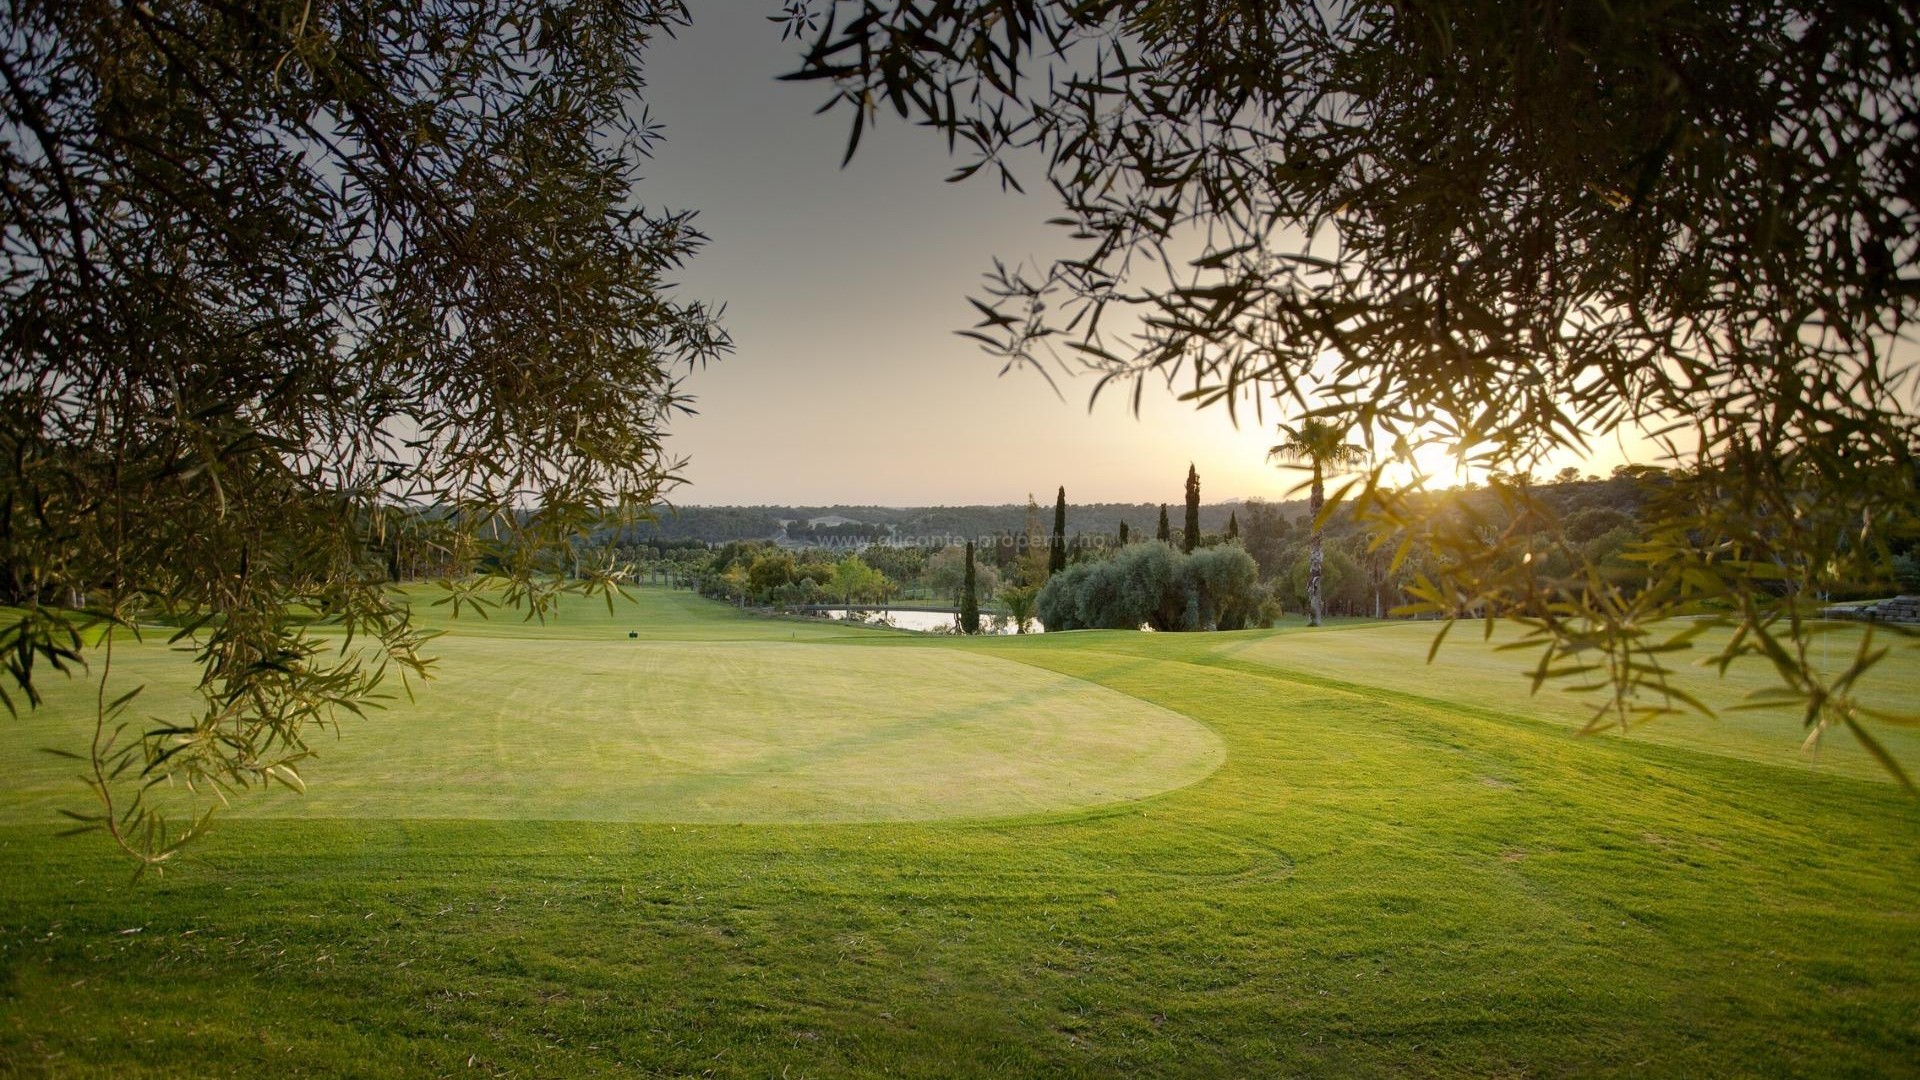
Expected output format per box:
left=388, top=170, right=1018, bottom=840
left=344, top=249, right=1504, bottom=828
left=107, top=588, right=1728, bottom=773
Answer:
left=1308, top=470, right=1325, bottom=628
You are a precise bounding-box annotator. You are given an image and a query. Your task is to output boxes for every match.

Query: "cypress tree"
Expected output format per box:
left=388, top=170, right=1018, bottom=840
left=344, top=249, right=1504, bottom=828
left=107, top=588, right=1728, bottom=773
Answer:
left=1049, top=486, right=1068, bottom=574
left=1226, top=511, right=1239, bottom=541
left=960, top=540, right=981, bottom=634
left=1118, top=520, right=1130, bottom=545
left=1156, top=504, right=1171, bottom=543
left=1183, top=464, right=1201, bottom=552
left=1022, top=492, right=1048, bottom=584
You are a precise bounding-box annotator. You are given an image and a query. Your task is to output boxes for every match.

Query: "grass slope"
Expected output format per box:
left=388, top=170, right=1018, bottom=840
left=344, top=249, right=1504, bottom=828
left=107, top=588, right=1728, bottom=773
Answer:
left=1222, top=619, right=1920, bottom=781
left=0, top=588, right=1915, bottom=1077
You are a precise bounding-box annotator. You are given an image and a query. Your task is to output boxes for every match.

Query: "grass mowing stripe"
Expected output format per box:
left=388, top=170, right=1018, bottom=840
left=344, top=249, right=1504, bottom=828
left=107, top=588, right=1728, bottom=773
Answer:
left=0, top=588, right=1913, bottom=1077
left=0, top=635, right=1222, bottom=826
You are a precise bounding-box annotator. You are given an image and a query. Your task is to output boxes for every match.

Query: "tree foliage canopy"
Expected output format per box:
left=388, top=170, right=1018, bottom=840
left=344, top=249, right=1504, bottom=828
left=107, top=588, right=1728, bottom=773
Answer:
left=2, top=0, right=727, bottom=862
left=1036, top=540, right=1260, bottom=631
left=785, top=0, right=1920, bottom=781
left=960, top=540, right=981, bottom=633
left=1270, top=421, right=1369, bottom=488
left=1049, top=485, right=1069, bottom=574
left=1182, top=463, right=1201, bottom=553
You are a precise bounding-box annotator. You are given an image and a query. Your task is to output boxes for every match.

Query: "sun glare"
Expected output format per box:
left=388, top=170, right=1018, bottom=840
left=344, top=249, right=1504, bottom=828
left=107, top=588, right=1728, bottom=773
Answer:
left=1380, top=438, right=1469, bottom=489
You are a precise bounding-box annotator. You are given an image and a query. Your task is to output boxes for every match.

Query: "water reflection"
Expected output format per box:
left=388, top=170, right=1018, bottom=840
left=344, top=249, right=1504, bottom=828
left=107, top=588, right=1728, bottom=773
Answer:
left=815, top=608, right=1045, bottom=634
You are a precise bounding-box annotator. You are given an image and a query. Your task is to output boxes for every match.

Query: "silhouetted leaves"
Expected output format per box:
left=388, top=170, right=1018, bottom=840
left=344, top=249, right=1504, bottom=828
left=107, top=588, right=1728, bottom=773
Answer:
left=787, top=0, right=1920, bottom=777
left=1, top=0, right=728, bottom=863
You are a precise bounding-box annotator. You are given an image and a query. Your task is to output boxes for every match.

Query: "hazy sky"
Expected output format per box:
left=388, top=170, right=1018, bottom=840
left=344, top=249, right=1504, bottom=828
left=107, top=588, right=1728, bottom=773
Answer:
left=638, top=5, right=1636, bottom=506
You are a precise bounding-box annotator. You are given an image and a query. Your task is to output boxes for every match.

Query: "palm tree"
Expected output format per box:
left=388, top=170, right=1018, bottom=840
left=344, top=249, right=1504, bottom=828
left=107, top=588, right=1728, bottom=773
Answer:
left=999, top=583, right=1039, bottom=634
left=1269, top=419, right=1367, bottom=627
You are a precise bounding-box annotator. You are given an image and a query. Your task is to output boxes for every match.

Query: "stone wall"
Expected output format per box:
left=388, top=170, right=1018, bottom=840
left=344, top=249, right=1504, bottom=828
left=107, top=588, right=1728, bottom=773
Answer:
left=1823, top=595, right=1920, bottom=624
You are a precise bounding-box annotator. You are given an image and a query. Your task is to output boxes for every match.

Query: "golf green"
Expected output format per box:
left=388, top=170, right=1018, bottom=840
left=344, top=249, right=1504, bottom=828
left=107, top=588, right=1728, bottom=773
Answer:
left=1, top=596, right=1222, bottom=824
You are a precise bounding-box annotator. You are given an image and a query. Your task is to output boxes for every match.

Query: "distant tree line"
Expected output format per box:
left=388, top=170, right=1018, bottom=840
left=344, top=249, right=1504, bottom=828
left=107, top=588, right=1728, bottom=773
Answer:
left=782, top=521, right=893, bottom=545
left=604, top=501, right=1292, bottom=546
left=564, top=463, right=1913, bottom=632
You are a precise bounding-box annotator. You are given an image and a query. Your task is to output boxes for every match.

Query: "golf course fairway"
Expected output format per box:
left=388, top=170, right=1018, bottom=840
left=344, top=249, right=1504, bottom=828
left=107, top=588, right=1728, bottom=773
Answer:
left=0, top=587, right=1914, bottom=1077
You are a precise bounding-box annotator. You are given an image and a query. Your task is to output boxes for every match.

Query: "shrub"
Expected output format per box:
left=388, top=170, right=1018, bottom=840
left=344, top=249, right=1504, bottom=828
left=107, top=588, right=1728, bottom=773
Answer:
left=1564, top=506, right=1635, bottom=544
left=1112, top=542, right=1186, bottom=630
left=1074, top=556, right=1136, bottom=629
left=1036, top=563, right=1093, bottom=630
left=1033, top=541, right=1263, bottom=631
left=1186, top=545, right=1261, bottom=630
left=1256, top=594, right=1284, bottom=629
left=1895, top=554, right=1920, bottom=595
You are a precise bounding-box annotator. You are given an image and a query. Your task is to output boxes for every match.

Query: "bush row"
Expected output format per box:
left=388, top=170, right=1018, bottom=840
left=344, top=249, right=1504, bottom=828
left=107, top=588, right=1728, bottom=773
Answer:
left=1036, top=542, right=1266, bottom=631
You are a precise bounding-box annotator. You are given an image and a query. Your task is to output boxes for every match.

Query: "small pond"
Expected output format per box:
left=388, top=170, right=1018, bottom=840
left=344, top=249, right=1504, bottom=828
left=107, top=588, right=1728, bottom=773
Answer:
left=814, top=608, right=1046, bottom=634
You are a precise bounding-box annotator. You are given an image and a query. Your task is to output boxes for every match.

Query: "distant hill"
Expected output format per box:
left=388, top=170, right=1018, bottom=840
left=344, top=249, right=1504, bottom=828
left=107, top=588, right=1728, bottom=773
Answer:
left=612, top=500, right=1312, bottom=546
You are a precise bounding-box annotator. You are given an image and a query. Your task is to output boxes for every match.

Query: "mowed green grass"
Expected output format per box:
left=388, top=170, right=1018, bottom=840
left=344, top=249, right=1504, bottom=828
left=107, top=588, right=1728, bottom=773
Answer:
left=1, top=590, right=1220, bottom=824
left=1223, top=617, right=1920, bottom=781
left=0, top=588, right=1915, bottom=1077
